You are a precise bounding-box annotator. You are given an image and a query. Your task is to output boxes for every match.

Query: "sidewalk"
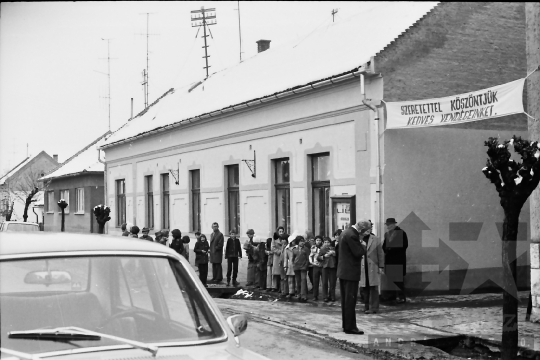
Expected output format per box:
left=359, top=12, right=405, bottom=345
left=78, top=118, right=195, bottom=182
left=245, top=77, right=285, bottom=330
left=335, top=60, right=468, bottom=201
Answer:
left=215, top=290, right=540, bottom=360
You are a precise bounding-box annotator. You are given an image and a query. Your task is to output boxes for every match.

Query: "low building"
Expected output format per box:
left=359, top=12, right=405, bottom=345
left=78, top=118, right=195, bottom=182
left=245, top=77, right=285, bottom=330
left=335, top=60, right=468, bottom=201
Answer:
left=0, top=151, right=59, bottom=225
left=100, top=2, right=530, bottom=295
left=40, top=132, right=109, bottom=233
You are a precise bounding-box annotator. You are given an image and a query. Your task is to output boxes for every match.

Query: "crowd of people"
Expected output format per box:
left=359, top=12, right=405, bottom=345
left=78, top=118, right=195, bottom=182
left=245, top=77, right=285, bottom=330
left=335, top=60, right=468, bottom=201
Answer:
left=120, top=217, right=409, bottom=336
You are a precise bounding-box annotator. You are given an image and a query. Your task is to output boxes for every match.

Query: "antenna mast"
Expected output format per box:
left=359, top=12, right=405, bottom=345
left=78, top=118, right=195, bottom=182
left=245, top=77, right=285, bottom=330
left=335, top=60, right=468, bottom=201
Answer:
left=332, top=8, right=338, bottom=22
left=138, top=13, right=158, bottom=108
left=101, top=38, right=112, bottom=131
left=191, top=7, right=217, bottom=79
left=237, top=1, right=242, bottom=62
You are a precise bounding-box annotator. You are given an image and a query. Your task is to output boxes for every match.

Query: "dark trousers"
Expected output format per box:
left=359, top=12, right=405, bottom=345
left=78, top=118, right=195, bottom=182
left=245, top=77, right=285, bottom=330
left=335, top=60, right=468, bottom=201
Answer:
left=322, top=267, right=337, bottom=300
left=226, top=257, right=239, bottom=282
left=308, top=266, right=314, bottom=288
left=340, top=279, right=360, bottom=331
left=395, top=281, right=406, bottom=300
left=294, top=270, right=308, bottom=299
left=259, top=267, right=267, bottom=290
left=312, top=266, right=323, bottom=298
left=247, top=261, right=256, bottom=285
left=212, top=262, right=223, bottom=282
left=198, top=263, right=208, bottom=286
left=280, top=267, right=289, bottom=294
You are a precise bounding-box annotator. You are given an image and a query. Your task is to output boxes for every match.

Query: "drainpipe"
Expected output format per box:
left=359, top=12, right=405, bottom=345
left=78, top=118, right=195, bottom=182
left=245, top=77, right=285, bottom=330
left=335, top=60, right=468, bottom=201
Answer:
left=32, top=205, right=38, bottom=224
left=362, top=97, right=381, bottom=236
left=97, top=148, right=107, bottom=234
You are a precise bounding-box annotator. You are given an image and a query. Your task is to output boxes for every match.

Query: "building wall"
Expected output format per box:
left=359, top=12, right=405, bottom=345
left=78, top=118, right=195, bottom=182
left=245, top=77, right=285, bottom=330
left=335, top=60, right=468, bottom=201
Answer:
left=104, top=80, right=371, bottom=239
left=43, top=173, right=104, bottom=233
left=375, top=2, right=529, bottom=294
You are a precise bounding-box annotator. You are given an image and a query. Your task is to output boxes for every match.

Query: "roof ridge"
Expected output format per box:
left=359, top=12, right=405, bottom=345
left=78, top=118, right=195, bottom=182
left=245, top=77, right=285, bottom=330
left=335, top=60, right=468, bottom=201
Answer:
left=0, top=157, right=30, bottom=182
left=42, top=131, right=111, bottom=177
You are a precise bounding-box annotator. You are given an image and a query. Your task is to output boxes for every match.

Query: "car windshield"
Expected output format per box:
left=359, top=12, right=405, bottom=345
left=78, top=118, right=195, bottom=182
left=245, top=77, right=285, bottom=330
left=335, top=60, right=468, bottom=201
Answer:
left=0, top=255, right=225, bottom=355
left=5, top=223, right=39, bottom=231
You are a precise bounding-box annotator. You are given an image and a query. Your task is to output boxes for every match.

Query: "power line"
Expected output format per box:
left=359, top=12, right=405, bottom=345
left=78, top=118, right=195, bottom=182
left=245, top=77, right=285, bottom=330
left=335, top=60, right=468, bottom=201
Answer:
left=191, top=7, right=217, bottom=79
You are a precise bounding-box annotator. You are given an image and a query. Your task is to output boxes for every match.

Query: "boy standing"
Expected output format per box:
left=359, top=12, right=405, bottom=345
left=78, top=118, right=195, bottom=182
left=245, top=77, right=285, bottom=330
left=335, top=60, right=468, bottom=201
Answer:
left=243, top=229, right=257, bottom=286
left=140, top=227, right=154, bottom=241
left=319, top=237, right=337, bottom=302
left=225, top=230, right=242, bottom=286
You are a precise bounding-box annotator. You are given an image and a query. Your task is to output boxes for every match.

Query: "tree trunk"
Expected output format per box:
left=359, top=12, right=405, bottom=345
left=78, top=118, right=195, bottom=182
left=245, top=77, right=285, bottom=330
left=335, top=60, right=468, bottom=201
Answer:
left=23, top=198, right=31, bottom=222
left=61, top=208, right=65, bottom=232
left=98, top=222, right=105, bottom=234
left=501, top=207, right=520, bottom=360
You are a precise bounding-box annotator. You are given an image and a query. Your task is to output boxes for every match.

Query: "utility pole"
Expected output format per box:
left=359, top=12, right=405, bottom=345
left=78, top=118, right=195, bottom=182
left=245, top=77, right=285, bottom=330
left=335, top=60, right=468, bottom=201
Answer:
left=332, top=9, right=338, bottom=22
left=138, top=13, right=158, bottom=108
left=526, top=2, right=540, bottom=323
left=236, top=1, right=243, bottom=62
left=191, top=7, right=217, bottom=79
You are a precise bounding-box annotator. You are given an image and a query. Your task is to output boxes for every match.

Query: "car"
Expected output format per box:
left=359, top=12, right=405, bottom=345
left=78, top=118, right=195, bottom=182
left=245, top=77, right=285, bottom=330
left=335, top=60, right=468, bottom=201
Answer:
left=0, top=232, right=269, bottom=360
left=0, top=221, right=40, bottom=232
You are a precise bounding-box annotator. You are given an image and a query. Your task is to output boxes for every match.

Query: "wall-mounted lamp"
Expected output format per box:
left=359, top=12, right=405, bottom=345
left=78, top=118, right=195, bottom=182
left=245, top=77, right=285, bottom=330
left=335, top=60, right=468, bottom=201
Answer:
left=169, top=161, right=180, bottom=185
left=242, top=150, right=256, bottom=178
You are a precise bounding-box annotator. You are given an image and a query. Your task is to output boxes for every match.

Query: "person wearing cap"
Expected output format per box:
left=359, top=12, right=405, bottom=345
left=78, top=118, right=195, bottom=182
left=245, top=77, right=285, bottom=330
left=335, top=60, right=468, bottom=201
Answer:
left=337, top=219, right=369, bottom=335
left=360, top=221, right=385, bottom=314
left=154, top=230, right=162, bottom=244
left=209, top=222, right=224, bottom=283
left=382, top=218, right=409, bottom=303
left=121, top=223, right=129, bottom=236
left=225, top=229, right=242, bottom=286
left=170, top=229, right=185, bottom=257
left=160, top=229, right=170, bottom=246
left=140, top=227, right=153, bottom=242
left=130, top=225, right=140, bottom=238
left=243, top=229, right=257, bottom=287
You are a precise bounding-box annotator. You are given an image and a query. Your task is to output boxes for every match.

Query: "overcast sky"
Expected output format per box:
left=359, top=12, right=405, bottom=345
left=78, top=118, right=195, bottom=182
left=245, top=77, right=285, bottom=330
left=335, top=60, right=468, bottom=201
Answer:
left=1, top=1, right=398, bottom=173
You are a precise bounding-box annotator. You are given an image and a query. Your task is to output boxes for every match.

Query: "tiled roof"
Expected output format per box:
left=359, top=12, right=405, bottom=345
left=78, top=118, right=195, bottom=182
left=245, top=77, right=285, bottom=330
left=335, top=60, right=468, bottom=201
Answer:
left=102, top=2, right=438, bottom=148
left=40, top=132, right=111, bottom=180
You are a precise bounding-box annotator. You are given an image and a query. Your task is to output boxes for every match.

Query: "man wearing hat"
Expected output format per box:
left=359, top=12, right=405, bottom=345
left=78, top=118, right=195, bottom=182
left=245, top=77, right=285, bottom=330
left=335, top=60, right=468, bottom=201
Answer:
left=154, top=230, right=162, bottom=243
left=209, top=222, right=224, bottom=283
left=140, top=227, right=153, bottom=242
left=243, top=229, right=257, bottom=286
left=382, top=218, right=409, bottom=303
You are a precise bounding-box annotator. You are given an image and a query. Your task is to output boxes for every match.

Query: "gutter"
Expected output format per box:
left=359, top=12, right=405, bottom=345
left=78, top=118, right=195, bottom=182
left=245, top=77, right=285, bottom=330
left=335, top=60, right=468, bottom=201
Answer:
left=100, top=65, right=370, bottom=150
left=97, top=149, right=107, bottom=234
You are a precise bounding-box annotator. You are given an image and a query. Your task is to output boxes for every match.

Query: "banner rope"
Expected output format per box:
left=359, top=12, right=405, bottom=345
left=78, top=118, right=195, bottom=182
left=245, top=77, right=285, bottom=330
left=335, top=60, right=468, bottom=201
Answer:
left=523, top=111, right=538, bottom=122
left=525, top=65, right=540, bottom=80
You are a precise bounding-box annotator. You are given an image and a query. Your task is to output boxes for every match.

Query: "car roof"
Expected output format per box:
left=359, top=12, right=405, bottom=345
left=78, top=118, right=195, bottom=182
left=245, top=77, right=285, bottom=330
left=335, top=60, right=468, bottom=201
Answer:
left=0, top=232, right=178, bottom=258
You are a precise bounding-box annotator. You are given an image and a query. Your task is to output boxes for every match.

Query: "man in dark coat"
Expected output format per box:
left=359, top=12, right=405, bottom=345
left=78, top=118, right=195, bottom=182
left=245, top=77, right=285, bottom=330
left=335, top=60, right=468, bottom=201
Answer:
left=140, top=227, right=154, bottom=241
left=337, top=219, right=368, bottom=335
left=382, top=217, right=409, bottom=303
left=209, top=222, right=224, bottom=283
left=225, top=229, right=242, bottom=286
left=170, top=229, right=185, bottom=257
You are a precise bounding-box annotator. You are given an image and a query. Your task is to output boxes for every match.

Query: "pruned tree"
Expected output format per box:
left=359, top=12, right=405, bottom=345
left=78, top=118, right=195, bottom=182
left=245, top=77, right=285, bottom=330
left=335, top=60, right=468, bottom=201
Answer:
left=482, top=135, right=540, bottom=359
left=57, top=199, right=68, bottom=232
left=93, top=205, right=111, bottom=234
left=11, top=169, right=51, bottom=222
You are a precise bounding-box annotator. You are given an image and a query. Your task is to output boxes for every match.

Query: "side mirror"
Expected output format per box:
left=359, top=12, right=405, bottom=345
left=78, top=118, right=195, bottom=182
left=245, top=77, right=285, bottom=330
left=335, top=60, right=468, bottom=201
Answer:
left=226, top=314, right=248, bottom=337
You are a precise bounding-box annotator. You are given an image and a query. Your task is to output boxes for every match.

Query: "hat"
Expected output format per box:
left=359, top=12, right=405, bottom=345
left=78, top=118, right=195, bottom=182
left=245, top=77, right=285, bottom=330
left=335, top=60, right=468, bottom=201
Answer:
left=288, top=231, right=299, bottom=242
left=142, top=227, right=149, bottom=233
left=131, top=226, right=140, bottom=234
left=161, top=229, right=170, bottom=235
left=154, top=230, right=161, bottom=236
left=171, top=229, right=182, bottom=238
left=385, top=218, right=397, bottom=225
left=246, top=229, right=255, bottom=235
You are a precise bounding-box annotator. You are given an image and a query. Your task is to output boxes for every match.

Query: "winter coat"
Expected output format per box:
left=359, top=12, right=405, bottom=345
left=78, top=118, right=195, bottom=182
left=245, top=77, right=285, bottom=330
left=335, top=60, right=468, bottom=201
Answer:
left=209, top=231, right=224, bottom=264
left=271, top=239, right=284, bottom=274
left=360, top=234, right=385, bottom=287
left=182, top=236, right=190, bottom=261
left=382, top=226, right=408, bottom=276
left=243, top=239, right=258, bottom=262
left=318, top=245, right=337, bottom=268
left=225, top=237, right=242, bottom=259
left=283, top=244, right=296, bottom=276
left=170, top=238, right=185, bottom=257
left=122, top=231, right=130, bottom=237
left=194, top=240, right=210, bottom=265
left=309, top=245, right=323, bottom=267
left=336, top=226, right=367, bottom=281
left=292, top=246, right=310, bottom=271
left=257, top=243, right=268, bottom=270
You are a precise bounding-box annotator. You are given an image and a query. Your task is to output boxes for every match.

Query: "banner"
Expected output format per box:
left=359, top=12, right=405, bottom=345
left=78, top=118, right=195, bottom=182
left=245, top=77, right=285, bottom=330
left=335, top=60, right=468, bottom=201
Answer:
left=385, top=78, right=525, bottom=129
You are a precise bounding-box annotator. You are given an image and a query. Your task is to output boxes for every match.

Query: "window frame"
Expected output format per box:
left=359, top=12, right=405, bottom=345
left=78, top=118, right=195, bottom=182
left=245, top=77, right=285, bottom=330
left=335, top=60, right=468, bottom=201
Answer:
left=310, top=153, right=331, bottom=237
left=145, top=175, right=154, bottom=229
left=226, top=165, right=240, bottom=235
left=161, top=174, right=170, bottom=230
left=116, top=179, right=126, bottom=227
left=190, top=170, right=201, bottom=233
left=274, top=158, right=291, bottom=234
left=75, top=188, right=85, bottom=214
left=46, top=190, right=55, bottom=213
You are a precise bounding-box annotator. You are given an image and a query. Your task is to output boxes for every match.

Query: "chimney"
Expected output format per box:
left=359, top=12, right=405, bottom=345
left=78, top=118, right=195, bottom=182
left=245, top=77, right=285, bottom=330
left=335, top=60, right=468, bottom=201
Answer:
left=53, top=154, right=58, bottom=163
left=256, top=39, right=271, bottom=53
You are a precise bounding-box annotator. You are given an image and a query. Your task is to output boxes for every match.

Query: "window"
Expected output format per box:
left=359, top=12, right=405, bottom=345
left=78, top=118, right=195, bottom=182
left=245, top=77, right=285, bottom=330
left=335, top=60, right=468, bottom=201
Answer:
left=226, top=165, right=240, bottom=234
left=145, top=176, right=154, bottom=228
left=311, top=154, right=330, bottom=237
left=274, top=159, right=290, bottom=234
left=59, top=189, right=70, bottom=213
left=75, top=188, right=84, bottom=213
left=161, top=174, right=170, bottom=229
left=46, top=191, right=54, bottom=212
left=116, top=180, right=126, bottom=227
left=190, top=170, right=201, bottom=232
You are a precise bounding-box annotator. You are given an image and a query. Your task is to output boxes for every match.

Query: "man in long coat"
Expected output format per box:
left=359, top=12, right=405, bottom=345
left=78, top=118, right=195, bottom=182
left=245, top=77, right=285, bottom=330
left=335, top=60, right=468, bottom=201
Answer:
left=209, top=222, right=224, bottom=283
left=360, top=224, right=385, bottom=313
left=382, top=217, right=408, bottom=303
left=337, top=219, right=368, bottom=335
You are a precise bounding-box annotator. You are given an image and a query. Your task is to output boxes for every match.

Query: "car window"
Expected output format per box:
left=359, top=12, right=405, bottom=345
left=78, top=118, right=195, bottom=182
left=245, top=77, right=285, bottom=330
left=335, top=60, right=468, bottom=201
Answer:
left=1, top=255, right=225, bottom=355
left=6, top=223, right=39, bottom=231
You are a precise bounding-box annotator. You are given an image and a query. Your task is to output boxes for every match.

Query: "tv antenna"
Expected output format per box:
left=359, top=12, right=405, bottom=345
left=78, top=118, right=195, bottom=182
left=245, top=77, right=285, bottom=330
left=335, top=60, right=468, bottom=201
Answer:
left=138, top=13, right=159, bottom=108
left=99, top=38, right=117, bottom=131
left=191, top=6, right=217, bottom=79
left=331, top=9, right=338, bottom=22
left=235, top=1, right=243, bottom=62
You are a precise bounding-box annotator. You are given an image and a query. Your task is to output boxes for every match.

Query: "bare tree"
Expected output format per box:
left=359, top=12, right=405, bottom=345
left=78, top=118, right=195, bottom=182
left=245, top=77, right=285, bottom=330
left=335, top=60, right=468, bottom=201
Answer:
left=482, top=135, right=540, bottom=359
left=11, top=169, right=51, bottom=223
